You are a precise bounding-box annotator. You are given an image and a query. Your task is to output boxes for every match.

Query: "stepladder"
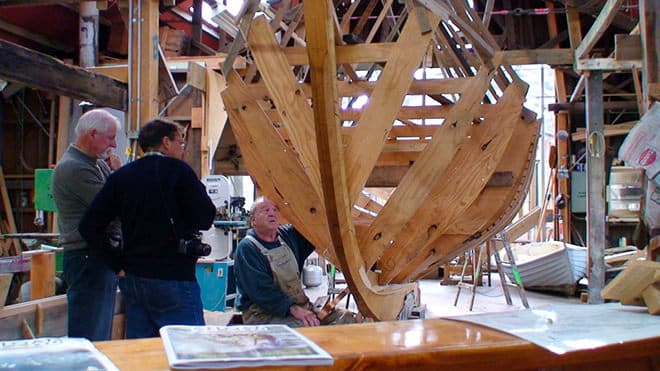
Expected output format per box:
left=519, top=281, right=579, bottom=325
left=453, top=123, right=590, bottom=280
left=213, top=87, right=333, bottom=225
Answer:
left=492, top=232, right=530, bottom=308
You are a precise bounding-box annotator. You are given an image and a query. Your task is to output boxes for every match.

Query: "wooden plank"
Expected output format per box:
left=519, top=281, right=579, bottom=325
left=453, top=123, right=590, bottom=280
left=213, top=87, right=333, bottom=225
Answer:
left=221, top=71, right=333, bottom=262
left=345, top=8, right=439, bottom=203
left=247, top=16, right=321, bottom=193
left=221, top=0, right=259, bottom=75
left=246, top=77, right=469, bottom=102
left=0, top=167, right=20, bottom=255
left=575, top=0, right=624, bottom=59
left=365, top=0, right=394, bottom=43
left=576, top=57, right=642, bottom=71
left=601, top=260, right=659, bottom=306
left=615, top=34, right=642, bottom=60
left=482, top=0, right=494, bottom=27
left=0, top=40, right=127, bottom=110
left=0, top=273, right=10, bottom=309
left=135, top=0, right=159, bottom=126
left=586, top=71, right=606, bottom=303
left=28, top=252, right=55, bottom=300
left=566, top=3, right=583, bottom=50
left=85, top=64, right=128, bottom=82
left=640, top=0, right=659, bottom=111
left=494, top=49, right=574, bottom=66
left=353, top=0, right=379, bottom=37
left=157, top=44, right=178, bottom=102
left=0, top=295, right=67, bottom=340
left=503, top=207, right=542, bottom=242
left=204, top=69, right=228, bottom=176
left=0, top=19, right=74, bottom=53
left=361, top=68, right=492, bottom=268
left=284, top=43, right=394, bottom=65
left=378, top=82, right=526, bottom=284
left=303, top=0, right=414, bottom=321
left=392, top=110, right=539, bottom=282
left=186, top=61, right=207, bottom=92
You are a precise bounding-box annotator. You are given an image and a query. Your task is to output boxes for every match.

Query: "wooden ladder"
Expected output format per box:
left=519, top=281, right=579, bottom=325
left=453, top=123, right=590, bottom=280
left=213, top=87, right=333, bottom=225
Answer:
left=492, top=232, right=529, bottom=308
left=453, top=244, right=486, bottom=311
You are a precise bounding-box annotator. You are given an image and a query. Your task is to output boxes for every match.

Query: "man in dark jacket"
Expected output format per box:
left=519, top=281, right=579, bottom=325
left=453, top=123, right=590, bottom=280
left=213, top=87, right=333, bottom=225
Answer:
left=79, top=118, right=216, bottom=338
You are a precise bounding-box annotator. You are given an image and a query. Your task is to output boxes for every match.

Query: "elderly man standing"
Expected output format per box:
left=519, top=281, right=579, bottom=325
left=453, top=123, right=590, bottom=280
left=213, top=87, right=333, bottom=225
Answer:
left=52, top=108, right=123, bottom=341
left=234, top=196, right=356, bottom=327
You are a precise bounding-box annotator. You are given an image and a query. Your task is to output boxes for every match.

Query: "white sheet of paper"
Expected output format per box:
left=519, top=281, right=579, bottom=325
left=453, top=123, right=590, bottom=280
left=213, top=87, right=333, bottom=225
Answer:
left=446, top=302, right=660, bottom=354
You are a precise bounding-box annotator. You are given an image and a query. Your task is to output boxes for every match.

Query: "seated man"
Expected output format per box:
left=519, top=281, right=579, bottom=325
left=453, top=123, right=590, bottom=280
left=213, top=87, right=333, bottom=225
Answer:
left=234, top=196, right=355, bottom=327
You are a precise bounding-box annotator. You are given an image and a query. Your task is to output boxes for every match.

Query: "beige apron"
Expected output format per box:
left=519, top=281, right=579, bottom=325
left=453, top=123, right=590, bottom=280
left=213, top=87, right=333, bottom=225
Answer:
left=241, top=235, right=312, bottom=325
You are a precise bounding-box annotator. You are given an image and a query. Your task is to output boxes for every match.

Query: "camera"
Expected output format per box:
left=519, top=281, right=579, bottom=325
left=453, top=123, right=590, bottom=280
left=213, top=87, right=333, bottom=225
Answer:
left=177, top=233, right=212, bottom=257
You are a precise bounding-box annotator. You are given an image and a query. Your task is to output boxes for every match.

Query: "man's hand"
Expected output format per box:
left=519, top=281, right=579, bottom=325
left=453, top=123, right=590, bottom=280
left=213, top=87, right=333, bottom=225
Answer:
left=107, top=153, right=122, bottom=171
left=289, top=304, right=320, bottom=327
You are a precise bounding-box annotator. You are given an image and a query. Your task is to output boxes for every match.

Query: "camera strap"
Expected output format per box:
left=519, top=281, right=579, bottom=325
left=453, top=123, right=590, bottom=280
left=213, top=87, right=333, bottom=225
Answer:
left=153, top=154, right=180, bottom=243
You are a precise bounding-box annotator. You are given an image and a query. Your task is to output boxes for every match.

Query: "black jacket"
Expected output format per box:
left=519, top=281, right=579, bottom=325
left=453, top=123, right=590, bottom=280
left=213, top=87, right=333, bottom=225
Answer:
left=79, top=154, right=216, bottom=281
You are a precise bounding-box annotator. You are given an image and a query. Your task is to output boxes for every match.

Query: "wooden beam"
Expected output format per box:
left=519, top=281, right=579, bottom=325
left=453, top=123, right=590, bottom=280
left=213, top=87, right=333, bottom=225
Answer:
left=345, top=8, right=439, bottom=204
left=285, top=44, right=574, bottom=67
left=548, top=100, right=639, bottom=112
left=247, top=16, right=321, bottom=193
left=504, top=207, right=542, bottom=242
left=0, top=295, right=67, bottom=340
left=304, top=0, right=414, bottom=321
left=640, top=0, right=659, bottom=110
left=0, top=167, right=20, bottom=255
left=361, top=68, right=492, bottom=268
left=494, top=49, right=574, bottom=66
left=0, top=40, right=127, bottom=110
left=576, top=57, right=643, bottom=71
left=378, top=82, right=527, bottom=284
left=366, top=166, right=514, bottom=188
left=203, top=69, right=228, bottom=178
left=575, top=0, right=624, bottom=59
left=615, top=34, right=642, bottom=60
left=586, top=71, right=606, bottom=304
left=129, top=0, right=159, bottom=134
left=571, top=121, right=636, bottom=141
left=0, top=19, right=74, bottom=53
left=565, top=2, right=584, bottom=51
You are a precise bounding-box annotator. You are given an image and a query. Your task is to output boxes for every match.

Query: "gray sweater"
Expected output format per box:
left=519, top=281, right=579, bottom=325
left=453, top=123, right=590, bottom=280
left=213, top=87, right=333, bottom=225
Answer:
left=52, top=145, right=114, bottom=251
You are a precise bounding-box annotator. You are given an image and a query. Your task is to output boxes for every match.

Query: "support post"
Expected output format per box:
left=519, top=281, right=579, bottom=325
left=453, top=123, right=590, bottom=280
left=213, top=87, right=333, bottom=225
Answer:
left=585, top=71, right=606, bottom=304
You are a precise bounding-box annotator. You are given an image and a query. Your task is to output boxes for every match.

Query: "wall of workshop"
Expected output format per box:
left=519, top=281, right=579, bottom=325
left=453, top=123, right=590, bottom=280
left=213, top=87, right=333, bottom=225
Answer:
left=0, top=88, right=52, bottom=234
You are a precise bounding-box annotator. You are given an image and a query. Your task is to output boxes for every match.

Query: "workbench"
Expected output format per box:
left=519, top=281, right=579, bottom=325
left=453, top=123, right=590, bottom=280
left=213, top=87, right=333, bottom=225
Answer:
left=95, top=318, right=660, bottom=370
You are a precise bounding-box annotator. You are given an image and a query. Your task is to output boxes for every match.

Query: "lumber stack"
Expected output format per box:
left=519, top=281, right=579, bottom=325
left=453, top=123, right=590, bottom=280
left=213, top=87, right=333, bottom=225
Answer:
left=602, top=260, right=660, bottom=314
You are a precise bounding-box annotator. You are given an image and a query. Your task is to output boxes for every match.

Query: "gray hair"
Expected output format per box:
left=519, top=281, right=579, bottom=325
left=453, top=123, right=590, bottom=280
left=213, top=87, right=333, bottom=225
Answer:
left=250, top=196, right=267, bottom=215
left=74, top=109, right=121, bottom=138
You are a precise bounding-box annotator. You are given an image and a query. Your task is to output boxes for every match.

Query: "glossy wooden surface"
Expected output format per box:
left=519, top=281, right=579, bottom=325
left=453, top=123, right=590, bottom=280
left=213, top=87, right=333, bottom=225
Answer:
left=95, top=318, right=660, bottom=370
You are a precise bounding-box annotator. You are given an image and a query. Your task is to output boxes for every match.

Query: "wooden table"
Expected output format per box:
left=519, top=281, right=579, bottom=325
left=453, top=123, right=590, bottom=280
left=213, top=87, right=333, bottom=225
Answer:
left=95, top=318, right=660, bottom=370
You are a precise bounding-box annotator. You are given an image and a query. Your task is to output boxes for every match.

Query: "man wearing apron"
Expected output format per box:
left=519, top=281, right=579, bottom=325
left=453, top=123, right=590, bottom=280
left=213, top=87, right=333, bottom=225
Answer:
left=234, top=197, right=355, bottom=327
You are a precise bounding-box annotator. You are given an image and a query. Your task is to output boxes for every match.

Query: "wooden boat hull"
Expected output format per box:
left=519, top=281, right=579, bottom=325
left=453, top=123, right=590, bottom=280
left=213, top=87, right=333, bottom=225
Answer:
left=221, top=2, right=541, bottom=320
left=498, top=241, right=588, bottom=295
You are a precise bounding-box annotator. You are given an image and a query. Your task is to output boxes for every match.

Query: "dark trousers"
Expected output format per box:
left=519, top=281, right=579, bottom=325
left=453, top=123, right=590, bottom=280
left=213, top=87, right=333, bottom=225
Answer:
left=63, top=249, right=118, bottom=341
left=118, top=273, right=205, bottom=339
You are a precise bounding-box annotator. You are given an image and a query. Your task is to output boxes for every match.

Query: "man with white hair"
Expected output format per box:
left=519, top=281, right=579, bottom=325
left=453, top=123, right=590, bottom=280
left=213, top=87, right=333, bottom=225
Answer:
left=52, top=108, right=122, bottom=341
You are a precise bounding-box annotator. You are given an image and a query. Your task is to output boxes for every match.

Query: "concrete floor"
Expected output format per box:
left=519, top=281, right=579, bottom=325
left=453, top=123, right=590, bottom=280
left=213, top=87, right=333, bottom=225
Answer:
left=204, top=271, right=582, bottom=325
